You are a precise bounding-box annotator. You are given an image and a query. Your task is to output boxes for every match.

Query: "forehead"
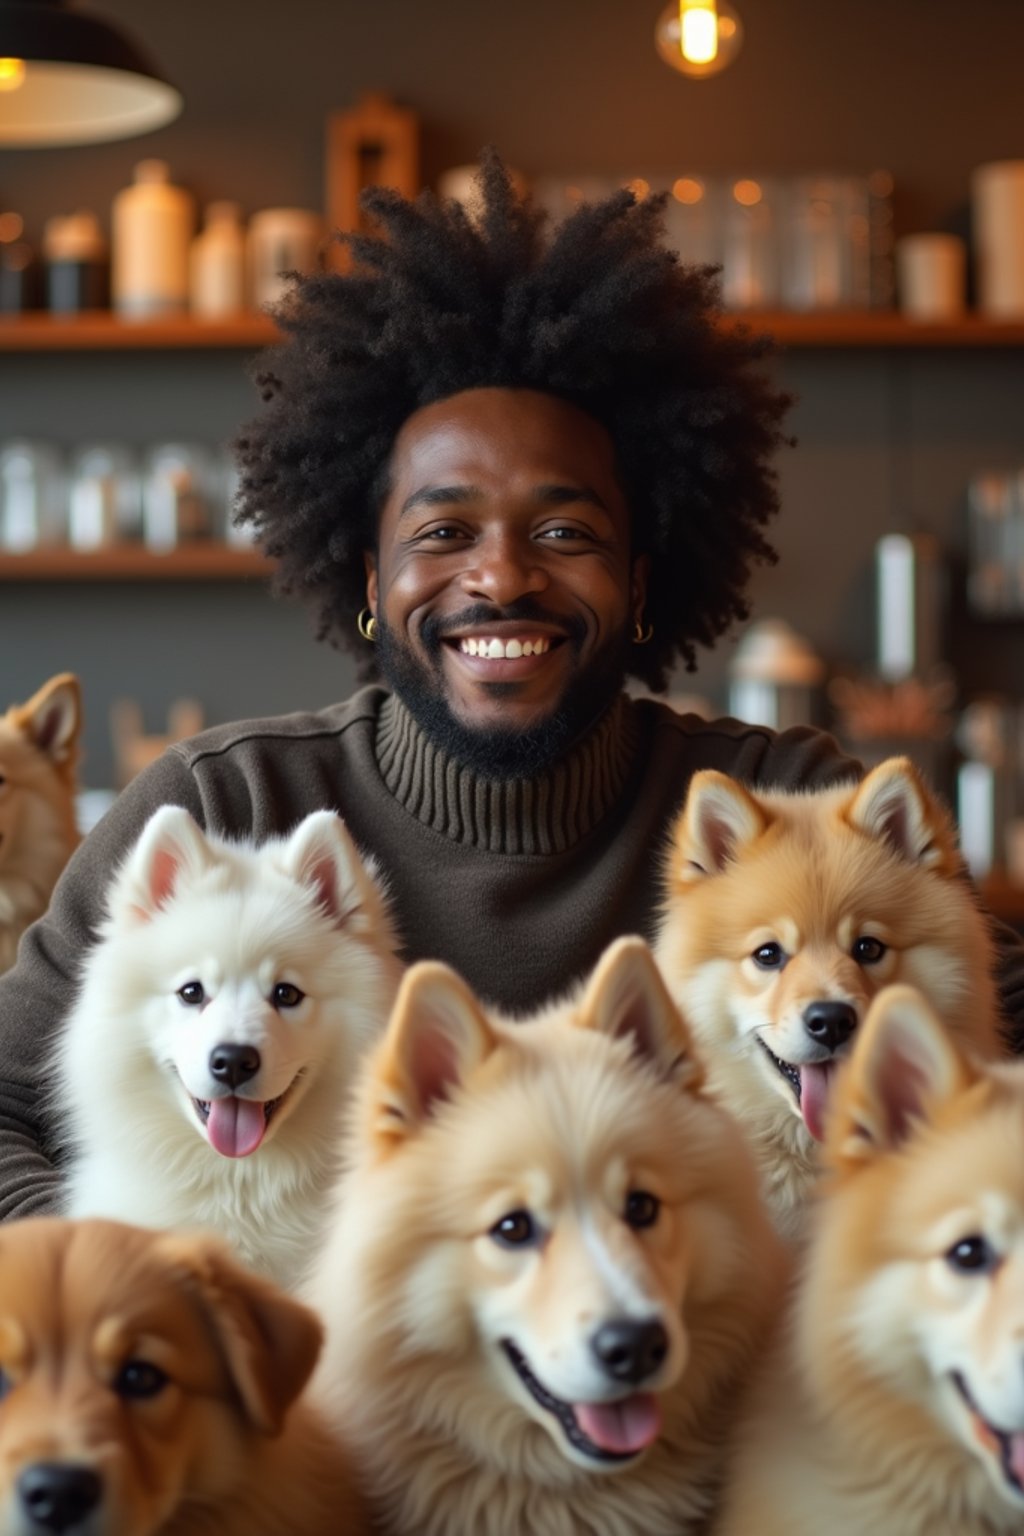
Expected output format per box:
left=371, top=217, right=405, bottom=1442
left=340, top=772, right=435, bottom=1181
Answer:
left=383, top=386, right=627, bottom=510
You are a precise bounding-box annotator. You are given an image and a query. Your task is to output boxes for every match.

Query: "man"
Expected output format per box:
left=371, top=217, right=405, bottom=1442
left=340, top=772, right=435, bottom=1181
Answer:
left=1, top=155, right=1019, bottom=1218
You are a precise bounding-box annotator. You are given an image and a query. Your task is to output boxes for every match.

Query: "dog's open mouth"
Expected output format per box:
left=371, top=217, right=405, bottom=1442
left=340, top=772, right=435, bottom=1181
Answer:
left=191, top=1079, right=297, bottom=1159
left=756, top=1038, right=839, bottom=1143
left=501, top=1341, right=660, bottom=1464
left=953, top=1371, right=1024, bottom=1498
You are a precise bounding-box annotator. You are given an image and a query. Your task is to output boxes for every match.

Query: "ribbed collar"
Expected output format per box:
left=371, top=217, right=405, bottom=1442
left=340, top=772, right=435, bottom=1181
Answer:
left=374, top=693, right=640, bottom=855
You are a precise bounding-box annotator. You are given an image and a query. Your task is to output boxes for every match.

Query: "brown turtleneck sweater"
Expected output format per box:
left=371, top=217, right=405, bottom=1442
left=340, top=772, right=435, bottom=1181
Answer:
left=2, top=686, right=1021, bottom=1219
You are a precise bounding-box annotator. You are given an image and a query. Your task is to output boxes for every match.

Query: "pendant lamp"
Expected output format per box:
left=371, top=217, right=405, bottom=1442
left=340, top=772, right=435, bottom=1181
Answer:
left=0, top=0, right=181, bottom=146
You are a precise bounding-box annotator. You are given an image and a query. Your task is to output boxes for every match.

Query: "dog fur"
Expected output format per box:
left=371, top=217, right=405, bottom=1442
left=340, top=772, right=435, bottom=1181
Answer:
left=307, top=935, right=786, bottom=1536
left=0, top=1215, right=366, bottom=1536
left=715, top=984, right=1024, bottom=1536
left=56, top=805, right=402, bottom=1290
left=655, top=755, right=1002, bottom=1241
left=0, top=673, right=81, bottom=973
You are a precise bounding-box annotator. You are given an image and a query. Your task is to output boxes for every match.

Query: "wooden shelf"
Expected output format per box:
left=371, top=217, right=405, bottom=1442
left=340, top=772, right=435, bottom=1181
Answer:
left=0, top=544, right=271, bottom=580
left=0, top=314, right=279, bottom=351
left=3, top=311, right=1024, bottom=352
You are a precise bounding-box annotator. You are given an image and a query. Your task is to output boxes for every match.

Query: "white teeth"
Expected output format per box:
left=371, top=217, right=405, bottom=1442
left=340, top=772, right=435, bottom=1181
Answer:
left=460, top=637, right=551, bottom=659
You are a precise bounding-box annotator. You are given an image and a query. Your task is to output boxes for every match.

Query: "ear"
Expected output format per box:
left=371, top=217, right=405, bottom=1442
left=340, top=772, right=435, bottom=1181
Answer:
left=279, top=810, right=383, bottom=935
left=669, top=770, right=770, bottom=883
left=112, top=805, right=214, bottom=925
left=845, top=757, right=958, bottom=873
left=828, top=984, right=976, bottom=1166
left=575, top=936, right=704, bottom=1092
left=630, top=552, right=650, bottom=625
left=158, top=1233, right=323, bottom=1436
left=13, top=673, right=81, bottom=767
left=364, top=550, right=378, bottom=616
left=370, top=961, right=500, bottom=1143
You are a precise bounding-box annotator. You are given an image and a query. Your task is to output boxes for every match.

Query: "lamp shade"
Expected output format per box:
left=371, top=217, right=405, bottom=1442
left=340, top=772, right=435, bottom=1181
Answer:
left=0, top=0, right=182, bottom=146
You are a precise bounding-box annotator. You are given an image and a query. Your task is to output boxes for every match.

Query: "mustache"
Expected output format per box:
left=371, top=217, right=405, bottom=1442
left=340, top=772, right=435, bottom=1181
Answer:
left=420, top=600, right=588, bottom=650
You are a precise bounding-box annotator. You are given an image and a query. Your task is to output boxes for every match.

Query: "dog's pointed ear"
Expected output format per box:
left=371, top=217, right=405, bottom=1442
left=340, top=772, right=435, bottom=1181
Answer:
left=845, top=757, right=959, bottom=874
left=668, top=770, right=769, bottom=884
left=828, top=984, right=976, bottom=1167
left=279, top=810, right=385, bottom=935
left=370, top=961, right=500, bottom=1142
left=575, top=937, right=704, bottom=1091
left=157, top=1233, right=323, bottom=1436
left=12, top=672, right=81, bottom=768
left=113, top=805, right=214, bottom=925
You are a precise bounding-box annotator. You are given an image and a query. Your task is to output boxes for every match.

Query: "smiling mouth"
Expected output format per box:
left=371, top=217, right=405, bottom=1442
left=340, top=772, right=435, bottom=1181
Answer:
left=952, top=1370, right=1024, bottom=1497
left=501, top=1340, right=660, bottom=1464
left=189, top=1075, right=299, bottom=1158
left=757, top=1037, right=803, bottom=1099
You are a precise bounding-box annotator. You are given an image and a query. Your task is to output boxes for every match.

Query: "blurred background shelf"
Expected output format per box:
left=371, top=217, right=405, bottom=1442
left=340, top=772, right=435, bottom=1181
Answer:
left=4, top=311, right=1024, bottom=351
left=0, top=544, right=269, bottom=579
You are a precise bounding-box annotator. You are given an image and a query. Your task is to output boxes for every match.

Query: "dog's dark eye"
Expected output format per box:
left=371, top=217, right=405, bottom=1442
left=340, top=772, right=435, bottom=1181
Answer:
left=114, top=1359, right=169, bottom=1399
left=946, top=1235, right=999, bottom=1274
left=752, top=942, right=785, bottom=969
left=177, top=981, right=205, bottom=1006
left=271, top=982, right=305, bottom=1009
left=490, top=1210, right=539, bottom=1248
left=624, top=1190, right=660, bottom=1229
left=852, top=936, right=887, bottom=965
left=0, top=1367, right=11, bottom=1401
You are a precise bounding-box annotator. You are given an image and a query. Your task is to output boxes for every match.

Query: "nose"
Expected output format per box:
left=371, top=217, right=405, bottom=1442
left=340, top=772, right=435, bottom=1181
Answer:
left=18, top=1463, right=103, bottom=1532
left=209, top=1042, right=261, bottom=1088
left=803, top=1000, right=857, bottom=1055
left=591, top=1318, right=669, bottom=1386
left=459, top=528, right=549, bottom=606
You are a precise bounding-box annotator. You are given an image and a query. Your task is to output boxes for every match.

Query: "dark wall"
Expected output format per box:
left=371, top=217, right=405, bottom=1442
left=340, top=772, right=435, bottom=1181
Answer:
left=2, top=0, right=1024, bottom=786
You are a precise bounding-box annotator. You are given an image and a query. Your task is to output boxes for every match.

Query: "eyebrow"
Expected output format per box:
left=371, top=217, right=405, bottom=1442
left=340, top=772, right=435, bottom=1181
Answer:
left=398, top=483, right=611, bottom=518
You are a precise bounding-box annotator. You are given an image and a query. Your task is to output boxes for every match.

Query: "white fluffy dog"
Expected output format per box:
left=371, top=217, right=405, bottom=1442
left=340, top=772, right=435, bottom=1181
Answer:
left=55, top=805, right=403, bottom=1290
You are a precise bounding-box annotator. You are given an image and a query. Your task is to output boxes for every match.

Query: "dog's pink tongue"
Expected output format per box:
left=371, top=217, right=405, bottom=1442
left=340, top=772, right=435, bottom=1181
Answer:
left=1008, top=1431, right=1024, bottom=1488
left=574, top=1395, right=662, bottom=1455
left=799, top=1061, right=837, bottom=1142
left=206, top=1097, right=266, bottom=1158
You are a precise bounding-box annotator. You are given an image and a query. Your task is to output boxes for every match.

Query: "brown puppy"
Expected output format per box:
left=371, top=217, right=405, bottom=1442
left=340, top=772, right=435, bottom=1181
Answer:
left=0, top=673, right=81, bottom=973
left=0, top=1217, right=366, bottom=1536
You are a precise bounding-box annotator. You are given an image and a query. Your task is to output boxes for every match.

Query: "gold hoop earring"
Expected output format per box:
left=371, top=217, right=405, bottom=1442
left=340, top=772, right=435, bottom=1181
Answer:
left=633, top=619, right=654, bottom=645
left=357, top=608, right=378, bottom=643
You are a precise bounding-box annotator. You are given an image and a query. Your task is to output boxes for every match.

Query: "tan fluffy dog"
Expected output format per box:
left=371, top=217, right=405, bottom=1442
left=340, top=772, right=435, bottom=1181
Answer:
left=655, top=756, right=1001, bottom=1240
left=308, top=936, right=785, bottom=1536
left=0, top=673, right=81, bottom=973
left=0, top=1216, right=366, bottom=1536
left=716, top=984, right=1024, bottom=1536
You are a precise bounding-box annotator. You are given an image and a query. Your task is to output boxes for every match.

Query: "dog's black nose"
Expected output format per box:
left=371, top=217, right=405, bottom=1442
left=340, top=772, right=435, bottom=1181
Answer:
left=18, top=1462, right=102, bottom=1532
left=208, top=1042, right=261, bottom=1087
left=803, top=1001, right=857, bottom=1055
left=591, top=1318, right=669, bottom=1385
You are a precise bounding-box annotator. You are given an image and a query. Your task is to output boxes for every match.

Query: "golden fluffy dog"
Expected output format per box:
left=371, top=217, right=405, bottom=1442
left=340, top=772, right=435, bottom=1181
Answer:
left=0, top=673, right=81, bottom=973
left=656, top=755, right=1001, bottom=1240
left=716, top=984, right=1024, bottom=1536
left=0, top=1216, right=366, bottom=1535
left=308, top=936, right=785, bottom=1536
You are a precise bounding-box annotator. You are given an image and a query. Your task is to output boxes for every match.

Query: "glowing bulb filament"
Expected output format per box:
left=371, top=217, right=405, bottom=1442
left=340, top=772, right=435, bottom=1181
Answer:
left=680, top=2, right=718, bottom=64
left=0, top=58, right=25, bottom=91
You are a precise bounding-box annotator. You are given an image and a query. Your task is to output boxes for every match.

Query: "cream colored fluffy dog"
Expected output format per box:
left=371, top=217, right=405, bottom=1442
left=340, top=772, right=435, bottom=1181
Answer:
left=57, top=805, right=402, bottom=1290
left=656, top=755, right=1001, bottom=1241
left=308, top=936, right=785, bottom=1536
left=0, top=673, right=81, bottom=973
left=716, top=984, right=1024, bottom=1536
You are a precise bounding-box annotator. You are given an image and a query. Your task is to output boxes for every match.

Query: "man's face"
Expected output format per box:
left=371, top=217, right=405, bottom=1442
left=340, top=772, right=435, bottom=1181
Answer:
left=365, top=387, right=647, bottom=776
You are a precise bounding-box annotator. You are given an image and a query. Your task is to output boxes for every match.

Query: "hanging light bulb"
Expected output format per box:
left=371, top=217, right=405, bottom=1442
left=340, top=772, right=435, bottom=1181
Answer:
left=655, top=0, right=744, bottom=78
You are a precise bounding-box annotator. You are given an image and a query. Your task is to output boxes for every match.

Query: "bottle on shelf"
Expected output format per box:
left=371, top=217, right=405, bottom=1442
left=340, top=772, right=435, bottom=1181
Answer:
left=43, top=210, right=109, bottom=313
left=190, top=201, right=247, bottom=318
left=112, top=160, right=194, bottom=319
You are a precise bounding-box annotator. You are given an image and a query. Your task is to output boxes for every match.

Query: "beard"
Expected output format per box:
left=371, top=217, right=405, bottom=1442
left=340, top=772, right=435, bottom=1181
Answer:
left=375, top=600, right=631, bottom=780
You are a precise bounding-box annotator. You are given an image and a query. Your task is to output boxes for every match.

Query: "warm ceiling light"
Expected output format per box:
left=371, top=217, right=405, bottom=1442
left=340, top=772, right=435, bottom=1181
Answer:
left=655, top=0, right=744, bottom=78
left=0, top=0, right=181, bottom=146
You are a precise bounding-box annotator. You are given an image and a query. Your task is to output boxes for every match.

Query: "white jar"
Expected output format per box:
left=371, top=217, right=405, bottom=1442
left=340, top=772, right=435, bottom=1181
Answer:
left=247, top=207, right=323, bottom=310
left=112, top=159, right=194, bottom=319
left=190, top=201, right=246, bottom=317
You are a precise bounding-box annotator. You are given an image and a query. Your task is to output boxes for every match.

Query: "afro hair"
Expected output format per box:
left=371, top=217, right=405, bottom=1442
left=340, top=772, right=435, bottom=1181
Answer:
left=233, top=150, right=791, bottom=692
